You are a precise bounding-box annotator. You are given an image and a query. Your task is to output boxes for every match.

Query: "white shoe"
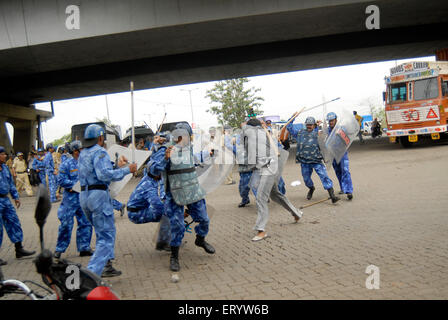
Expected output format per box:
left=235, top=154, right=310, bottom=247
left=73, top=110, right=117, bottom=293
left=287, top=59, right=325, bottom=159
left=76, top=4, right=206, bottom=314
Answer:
left=252, top=233, right=269, bottom=241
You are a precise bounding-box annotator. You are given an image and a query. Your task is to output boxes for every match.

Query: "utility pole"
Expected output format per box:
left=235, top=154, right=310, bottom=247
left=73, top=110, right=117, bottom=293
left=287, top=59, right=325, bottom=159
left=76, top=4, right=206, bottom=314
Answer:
left=181, top=88, right=199, bottom=127
left=105, top=95, right=110, bottom=123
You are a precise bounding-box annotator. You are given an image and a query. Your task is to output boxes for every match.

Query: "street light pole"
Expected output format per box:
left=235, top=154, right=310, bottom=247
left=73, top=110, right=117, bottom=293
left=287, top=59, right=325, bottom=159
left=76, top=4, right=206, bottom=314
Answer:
left=181, top=88, right=198, bottom=126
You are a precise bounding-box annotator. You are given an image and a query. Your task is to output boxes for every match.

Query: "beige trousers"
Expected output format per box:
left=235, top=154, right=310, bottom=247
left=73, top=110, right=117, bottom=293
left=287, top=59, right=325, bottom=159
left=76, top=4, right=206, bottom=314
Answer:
left=16, top=173, right=34, bottom=196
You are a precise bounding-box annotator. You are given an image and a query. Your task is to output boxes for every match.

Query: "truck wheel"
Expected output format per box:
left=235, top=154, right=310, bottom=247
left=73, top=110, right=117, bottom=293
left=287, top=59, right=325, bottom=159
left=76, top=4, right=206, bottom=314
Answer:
left=399, top=136, right=413, bottom=148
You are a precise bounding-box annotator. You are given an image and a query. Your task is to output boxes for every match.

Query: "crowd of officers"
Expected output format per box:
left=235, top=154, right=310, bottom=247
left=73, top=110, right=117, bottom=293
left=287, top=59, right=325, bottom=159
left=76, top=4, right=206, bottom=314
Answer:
left=0, top=109, right=356, bottom=278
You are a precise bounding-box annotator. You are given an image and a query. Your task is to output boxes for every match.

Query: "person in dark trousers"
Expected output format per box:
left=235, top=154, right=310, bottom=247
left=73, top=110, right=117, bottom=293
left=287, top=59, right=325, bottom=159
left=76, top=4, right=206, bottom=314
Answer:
left=286, top=115, right=340, bottom=203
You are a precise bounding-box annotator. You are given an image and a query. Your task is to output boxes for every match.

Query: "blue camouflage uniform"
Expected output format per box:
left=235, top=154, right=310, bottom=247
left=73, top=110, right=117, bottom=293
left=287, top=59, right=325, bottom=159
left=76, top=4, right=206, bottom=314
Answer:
left=33, top=156, right=46, bottom=186
left=276, top=140, right=287, bottom=195
left=60, top=153, right=69, bottom=164
left=278, top=176, right=286, bottom=195
left=127, top=174, right=166, bottom=224
left=149, top=146, right=209, bottom=247
left=127, top=171, right=171, bottom=245
left=239, top=171, right=254, bottom=204
left=44, top=152, right=58, bottom=202
left=79, top=144, right=130, bottom=276
left=55, top=157, right=92, bottom=254
left=0, top=164, right=24, bottom=250
left=328, top=126, right=353, bottom=194
left=236, top=134, right=257, bottom=204
left=112, top=199, right=123, bottom=211
left=287, top=122, right=333, bottom=190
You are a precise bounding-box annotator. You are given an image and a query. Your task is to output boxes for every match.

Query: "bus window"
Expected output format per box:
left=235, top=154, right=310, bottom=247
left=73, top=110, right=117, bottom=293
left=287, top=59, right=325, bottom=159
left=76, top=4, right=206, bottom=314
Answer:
left=414, top=78, right=439, bottom=100
left=390, top=82, right=407, bottom=102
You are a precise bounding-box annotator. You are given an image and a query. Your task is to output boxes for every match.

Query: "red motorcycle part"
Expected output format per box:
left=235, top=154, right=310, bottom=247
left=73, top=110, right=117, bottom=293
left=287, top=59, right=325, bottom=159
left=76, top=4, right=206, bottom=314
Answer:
left=86, top=286, right=120, bottom=300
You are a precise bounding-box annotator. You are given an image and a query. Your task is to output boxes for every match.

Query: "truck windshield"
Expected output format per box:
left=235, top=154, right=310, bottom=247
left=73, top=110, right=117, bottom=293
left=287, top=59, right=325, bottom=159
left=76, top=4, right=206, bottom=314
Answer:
left=414, top=77, right=439, bottom=100
left=389, top=83, right=407, bottom=102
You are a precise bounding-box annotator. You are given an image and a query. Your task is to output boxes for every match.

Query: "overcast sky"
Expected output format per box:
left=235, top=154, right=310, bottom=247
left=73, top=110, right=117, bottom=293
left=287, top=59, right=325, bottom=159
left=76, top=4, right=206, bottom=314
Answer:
left=28, top=55, right=435, bottom=144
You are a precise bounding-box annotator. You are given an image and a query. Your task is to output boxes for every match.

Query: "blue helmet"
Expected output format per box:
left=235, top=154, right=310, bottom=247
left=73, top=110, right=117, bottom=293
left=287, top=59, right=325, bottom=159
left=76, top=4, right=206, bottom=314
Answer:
left=57, top=146, right=65, bottom=153
left=69, top=140, right=82, bottom=153
left=84, top=124, right=105, bottom=139
left=305, top=116, right=316, bottom=125
left=37, top=148, right=44, bottom=153
left=17, top=152, right=24, bottom=156
left=84, top=124, right=105, bottom=147
left=326, top=112, right=337, bottom=121
left=46, top=143, right=54, bottom=151
left=0, top=146, right=5, bottom=154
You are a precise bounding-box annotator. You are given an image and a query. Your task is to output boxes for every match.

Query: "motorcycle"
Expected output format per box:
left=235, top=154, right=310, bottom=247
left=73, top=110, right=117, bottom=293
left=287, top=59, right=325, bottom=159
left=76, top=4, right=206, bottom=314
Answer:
left=0, top=184, right=119, bottom=300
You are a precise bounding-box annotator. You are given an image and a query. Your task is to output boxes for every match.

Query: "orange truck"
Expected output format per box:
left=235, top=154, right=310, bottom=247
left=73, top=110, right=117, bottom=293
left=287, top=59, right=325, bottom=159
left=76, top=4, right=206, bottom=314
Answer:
left=384, top=54, right=448, bottom=147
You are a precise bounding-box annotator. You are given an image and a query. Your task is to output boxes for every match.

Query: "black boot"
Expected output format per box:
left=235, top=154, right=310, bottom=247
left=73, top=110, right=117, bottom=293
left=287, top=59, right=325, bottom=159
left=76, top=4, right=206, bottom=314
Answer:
left=54, top=251, right=62, bottom=259
left=0, top=258, right=7, bottom=266
left=238, top=200, right=249, bottom=208
left=347, top=193, right=353, bottom=200
left=170, top=246, right=180, bottom=272
left=327, top=188, right=340, bottom=204
left=195, top=235, right=215, bottom=254
left=306, top=187, right=315, bottom=200
left=15, top=242, right=36, bottom=259
left=156, top=242, right=171, bottom=252
left=101, top=260, right=122, bottom=278
left=79, top=249, right=94, bottom=257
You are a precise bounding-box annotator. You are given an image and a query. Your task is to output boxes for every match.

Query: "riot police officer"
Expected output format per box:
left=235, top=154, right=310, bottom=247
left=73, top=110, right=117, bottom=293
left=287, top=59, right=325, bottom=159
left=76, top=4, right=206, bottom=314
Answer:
left=127, top=132, right=171, bottom=251
left=149, top=123, right=215, bottom=272
left=78, top=124, right=137, bottom=277
left=33, top=148, right=46, bottom=186
left=326, top=112, right=354, bottom=200
left=43, top=143, right=59, bottom=203
left=54, top=140, right=94, bottom=259
left=0, top=146, right=35, bottom=266
left=287, top=116, right=339, bottom=203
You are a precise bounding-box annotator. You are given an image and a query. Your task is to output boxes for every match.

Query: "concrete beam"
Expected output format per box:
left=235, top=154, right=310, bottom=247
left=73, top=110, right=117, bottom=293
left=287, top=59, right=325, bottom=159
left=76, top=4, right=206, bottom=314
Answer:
left=0, top=0, right=447, bottom=105
left=0, top=103, right=53, bottom=121
left=0, top=0, right=375, bottom=50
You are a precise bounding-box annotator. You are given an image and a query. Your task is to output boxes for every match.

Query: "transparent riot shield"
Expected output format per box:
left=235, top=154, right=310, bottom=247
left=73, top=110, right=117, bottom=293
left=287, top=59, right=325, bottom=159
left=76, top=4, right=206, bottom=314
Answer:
left=319, top=103, right=333, bottom=164
left=248, top=125, right=287, bottom=190
left=71, top=144, right=150, bottom=198
left=107, top=145, right=151, bottom=198
left=192, top=126, right=234, bottom=195
left=324, top=109, right=360, bottom=164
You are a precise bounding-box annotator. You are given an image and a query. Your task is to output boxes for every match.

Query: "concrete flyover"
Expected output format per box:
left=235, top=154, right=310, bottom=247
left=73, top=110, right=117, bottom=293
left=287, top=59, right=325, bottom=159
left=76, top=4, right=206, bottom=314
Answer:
left=0, top=103, right=52, bottom=154
left=0, top=0, right=447, bottom=106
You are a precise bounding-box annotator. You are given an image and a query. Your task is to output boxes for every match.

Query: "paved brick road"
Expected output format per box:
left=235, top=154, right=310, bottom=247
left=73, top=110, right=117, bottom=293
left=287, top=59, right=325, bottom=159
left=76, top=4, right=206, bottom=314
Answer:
left=1, top=137, right=448, bottom=299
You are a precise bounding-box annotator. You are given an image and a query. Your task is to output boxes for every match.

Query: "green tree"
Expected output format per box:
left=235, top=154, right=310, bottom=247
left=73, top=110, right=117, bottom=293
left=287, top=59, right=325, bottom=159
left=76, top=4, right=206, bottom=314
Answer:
left=50, top=133, right=71, bottom=147
left=205, top=78, right=264, bottom=128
